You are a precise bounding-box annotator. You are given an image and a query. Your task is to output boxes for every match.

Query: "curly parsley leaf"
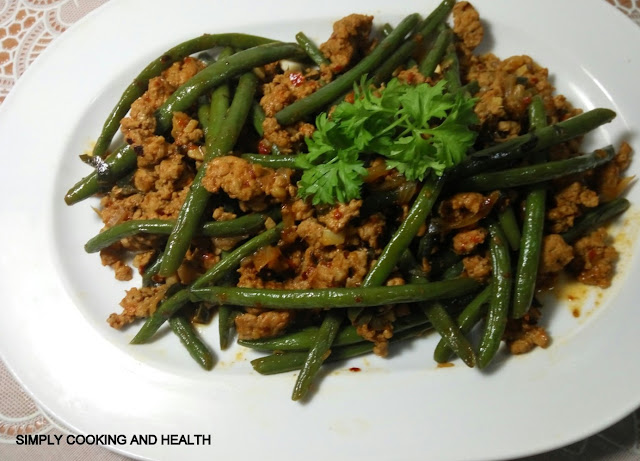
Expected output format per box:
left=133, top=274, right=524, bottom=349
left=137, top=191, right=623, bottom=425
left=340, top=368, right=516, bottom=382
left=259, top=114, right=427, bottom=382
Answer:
left=295, top=77, right=478, bottom=205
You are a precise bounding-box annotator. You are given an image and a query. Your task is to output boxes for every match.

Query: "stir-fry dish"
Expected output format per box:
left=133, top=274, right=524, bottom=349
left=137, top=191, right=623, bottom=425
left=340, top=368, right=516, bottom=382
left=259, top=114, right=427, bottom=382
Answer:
left=65, top=0, right=633, bottom=400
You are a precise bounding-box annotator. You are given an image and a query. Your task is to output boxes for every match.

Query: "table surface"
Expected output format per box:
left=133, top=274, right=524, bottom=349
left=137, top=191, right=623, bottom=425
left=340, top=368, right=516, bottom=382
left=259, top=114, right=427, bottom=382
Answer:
left=1, top=0, right=640, bottom=460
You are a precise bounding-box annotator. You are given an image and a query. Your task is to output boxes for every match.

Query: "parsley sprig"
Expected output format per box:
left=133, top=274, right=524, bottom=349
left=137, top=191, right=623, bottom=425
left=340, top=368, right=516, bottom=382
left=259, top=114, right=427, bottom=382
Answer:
left=295, top=77, right=478, bottom=205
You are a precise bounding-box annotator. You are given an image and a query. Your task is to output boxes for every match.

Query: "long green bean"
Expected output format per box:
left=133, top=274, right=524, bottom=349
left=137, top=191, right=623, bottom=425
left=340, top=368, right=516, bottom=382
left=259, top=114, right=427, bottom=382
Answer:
left=419, top=24, right=452, bottom=78
left=469, top=109, right=616, bottom=160
left=561, top=197, right=631, bottom=244
left=372, top=0, right=455, bottom=85
left=498, top=205, right=521, bottom=251
left=190, top=278, right=480, bottom=308
left=169, top=314, right=215, bottom=370
left=158, top=72, right=258, bottom=277
left=292, top=310, right=344, bottom=401
left=421, top=302, right=476, bottom=367
left=459, top=146, right=616, bottom=191
left=251, top=324, right=432, bottom=375
left=434, top=285, right=491, bottom=363
left=84, top=213, right=269, bottom=253
left=241, top=153, right=298, bottom=169
left=512, top=96, right=548, bottom=318
left=478, top=222, right=512, bottom=368
left=295, top=31, right=329, bottom=67
left=274, top=13, right=420, bottom=126
left=64, top=144, right=137, bottom=205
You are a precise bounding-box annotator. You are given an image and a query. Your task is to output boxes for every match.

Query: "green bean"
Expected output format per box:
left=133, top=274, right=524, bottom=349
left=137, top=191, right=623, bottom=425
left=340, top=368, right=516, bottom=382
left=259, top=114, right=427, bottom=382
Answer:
left=251, top=101, right=266, bottom=137
left=84, top=213, right=269, bottom=253
left=468, top=109, right=616, bottom=161
left=348, top=174, right=445, bottom=321
left=206, top=47, right=234, bottom=146
left=372, top=0, right=454, bottom=85
left=434, top=285, right=491, bottom=363
left=241, top=153, right=298, bottom=169
left=218, top=306, right=241, bottom=350
left=365, top=174, right=444, bottom=287
left=141, top=251, right=164, bottom=287
left=251, top=324, right=432, bottom=375
left=90, top=33, right=275, bottom=160
left=498, top=205, right=521, bottom=251
left=381, top=23, right=394, bottom=37
left=512, top=96, right=548, bottom=318
left=190, top=277, right=480, bottom=308
left=64, top=144, right=137, bottom=205
left=421, top=302, right=476, bottom=367
left=478, top=222, right=512, bottom=369
left=156, top=43, right=304, bottom=133
left=292, top=310, right=344, bottom=401
left=295, top=32, right=329, bottom=67
left=561, top=197, right=631, bottom=244
left=169, top=314, right=214, bottom=370
left=132, top=223, right=283, bottom=344
left=419, top=0, right=456, bottom=38
left=419, top=24, right=452, bottom=78
left=197, top=103, right=210, bottom=139
left=239, top=311, right=428, bottom=351
left=274, top=13, right=420, bottom=126
left=158, top=72, right=258, bottom=277
left=458, top=145, right=616, bottom=191
left=442, top=42, right=462, bottom=93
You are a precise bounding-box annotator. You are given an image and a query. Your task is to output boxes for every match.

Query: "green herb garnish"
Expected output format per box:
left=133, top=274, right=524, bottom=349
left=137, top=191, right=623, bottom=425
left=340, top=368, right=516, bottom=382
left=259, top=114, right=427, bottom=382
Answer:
left=295, top=77, right=478, bottom=205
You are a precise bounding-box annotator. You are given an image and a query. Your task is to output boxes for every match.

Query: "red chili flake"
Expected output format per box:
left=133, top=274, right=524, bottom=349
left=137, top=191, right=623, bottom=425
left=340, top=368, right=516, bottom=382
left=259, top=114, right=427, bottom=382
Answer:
left=289, top=72, right=305, bottom=87
left=588, top=249, right=598, bottom=261
left=522, top=96, right=532, bottom=105
left=258, top=140, right=271, bottom=155
left=530, top=76, right=539, bottom=84
left=333, top=64, right=344, bottom=73
left=333, top=209, right=343, bottom=220
left=349, top=367, right=361, bottom=372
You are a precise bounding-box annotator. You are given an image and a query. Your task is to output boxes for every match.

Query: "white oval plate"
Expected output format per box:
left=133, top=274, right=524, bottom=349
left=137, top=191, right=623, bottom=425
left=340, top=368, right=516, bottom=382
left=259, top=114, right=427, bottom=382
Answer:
left=1, top=0, right=639, bottom=460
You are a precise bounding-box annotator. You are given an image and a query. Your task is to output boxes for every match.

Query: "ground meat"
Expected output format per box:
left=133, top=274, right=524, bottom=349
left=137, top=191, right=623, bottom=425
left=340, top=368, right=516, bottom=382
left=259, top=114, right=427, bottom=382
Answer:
left=355, top=306, right=396, bottom=357
left=395, top=66, right=427, bottom=85
left=504, top=308, right=550, bottom=355
left=319, top=14, right=373, bottom=73
left=571, top=227, right=618, bottom=288
left=317, top=200, right=362, bottom=233
left=464, top=53, right=578, bottom=134
left=99, top=245, right=133, bottom=281
left=234, top=310, right=293, bottom=340
left=540, top=234, right=574, bottom=273
left=452, top=227, right=488, bottom=254
left=462, top=254, right=492, bottom=282
left=547, top=182, right=599, bottom=233
left=202, top=156, right=295, bottom=203
left=261, top=117, right=315, bottom=154
left=439, top=192, right=486, bottom=225
left=357, top=214, right=386, bottom=249
left=260, top=71, right=321, bottom=117
left=107, top=285, right=169, bottom=329
left=453, top=1, right=483, bottom=52
left=595, top=141, right=634, bottom=202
